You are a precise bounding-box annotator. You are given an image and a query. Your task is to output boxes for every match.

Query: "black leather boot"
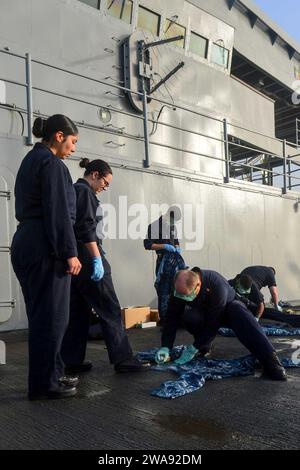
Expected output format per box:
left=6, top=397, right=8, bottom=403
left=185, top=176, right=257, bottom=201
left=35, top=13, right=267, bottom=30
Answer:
left=261, top=352, right=287, bottom=381
left=28, top=383, right=77, bottom=400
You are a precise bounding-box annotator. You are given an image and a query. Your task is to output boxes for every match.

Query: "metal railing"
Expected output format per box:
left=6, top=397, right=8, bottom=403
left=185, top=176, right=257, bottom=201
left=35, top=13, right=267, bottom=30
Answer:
left=0, top=246, right=10, bottom=253
left=296, top=117, right=300, bottom=149
left=0, top=301, right=16, bottom=308
left=0, top=47, right=300, bottom=195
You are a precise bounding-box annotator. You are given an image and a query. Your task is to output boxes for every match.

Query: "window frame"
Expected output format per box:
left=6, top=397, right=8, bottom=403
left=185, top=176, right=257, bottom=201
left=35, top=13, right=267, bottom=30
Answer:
left=137, top=4, right=161, bottom=37
left=163, top=18, right=186, bottom=50
left=78, top=0, right=100, bottom=9
left=211, top=42, right=230, bottom=69
left=189, top=31, right=209, bottom=59
left=106, top=0, right=134, bottom=25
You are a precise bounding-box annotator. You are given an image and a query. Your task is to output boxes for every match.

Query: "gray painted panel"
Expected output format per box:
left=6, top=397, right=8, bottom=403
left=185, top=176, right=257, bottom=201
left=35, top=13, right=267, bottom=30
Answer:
left=0, top=1, right=300, bottom=330
left=189, top=0, right=300, bottom=88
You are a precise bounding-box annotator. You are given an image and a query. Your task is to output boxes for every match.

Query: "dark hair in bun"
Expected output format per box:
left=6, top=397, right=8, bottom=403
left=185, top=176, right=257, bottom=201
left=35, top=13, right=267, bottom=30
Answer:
left=79, top=158, right=112, bottom=177
left=32, top=114, right=78, bottom=141
left=32, top=117, right=46, bottom=138
left=79, top=158, right=90, bottom=169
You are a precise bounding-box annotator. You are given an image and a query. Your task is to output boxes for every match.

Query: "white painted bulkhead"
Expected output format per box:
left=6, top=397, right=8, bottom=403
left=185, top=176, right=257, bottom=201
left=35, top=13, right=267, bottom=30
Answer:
left=0, top=0, right=300, bottom=330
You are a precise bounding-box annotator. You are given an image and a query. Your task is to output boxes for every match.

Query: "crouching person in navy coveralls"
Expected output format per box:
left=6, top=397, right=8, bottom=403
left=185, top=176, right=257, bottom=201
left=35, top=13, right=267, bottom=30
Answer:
left=155, top=268, right=287, bottom=381
left=61, top=158, right=150, bottom=373
left=11, top=115, right=82, bottom=400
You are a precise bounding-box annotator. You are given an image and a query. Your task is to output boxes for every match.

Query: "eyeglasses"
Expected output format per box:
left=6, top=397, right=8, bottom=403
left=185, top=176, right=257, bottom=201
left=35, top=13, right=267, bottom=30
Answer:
left=100, top=176, right=110, bottom=188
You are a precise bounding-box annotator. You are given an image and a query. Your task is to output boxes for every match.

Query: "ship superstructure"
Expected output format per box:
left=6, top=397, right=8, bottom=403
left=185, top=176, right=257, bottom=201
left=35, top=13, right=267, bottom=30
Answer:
left=1, top=0, right=300, bottom=331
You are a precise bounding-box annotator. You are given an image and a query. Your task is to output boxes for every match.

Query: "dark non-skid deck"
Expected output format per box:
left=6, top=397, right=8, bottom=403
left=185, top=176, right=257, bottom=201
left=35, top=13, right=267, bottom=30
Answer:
left=0, top=326, right=299, bottom=450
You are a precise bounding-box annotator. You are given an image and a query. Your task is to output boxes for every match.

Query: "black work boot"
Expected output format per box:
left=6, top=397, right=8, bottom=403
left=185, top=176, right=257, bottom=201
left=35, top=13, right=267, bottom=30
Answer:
left=261, top=352, right=287, bottom=381
left=28, top=384, right=77, bottom=401
left=114, top=357, right=151, bottom=373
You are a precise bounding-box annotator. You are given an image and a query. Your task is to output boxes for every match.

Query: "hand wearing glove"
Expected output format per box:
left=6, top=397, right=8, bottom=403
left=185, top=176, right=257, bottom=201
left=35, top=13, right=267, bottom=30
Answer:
left=91, top=256, right=104, bottom=282
left=240, top=295, right=250, bottom=307
left=163, top=244, right=177, bottom=253
left=155, top=347, right=170, bottom=364
left=255, top=316, right=260, bottom=322
left=236, top=292, right=250, bottom=307
left=276, top=304, right=283, bottom=312
left=174, top=344, right=199, bottom=365
left=175, top=246, right=182, bottom=254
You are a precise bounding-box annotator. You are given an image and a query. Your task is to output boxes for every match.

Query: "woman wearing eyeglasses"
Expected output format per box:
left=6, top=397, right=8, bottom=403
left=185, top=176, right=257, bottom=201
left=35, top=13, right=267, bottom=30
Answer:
left=61, top=158, right=149, bottom=373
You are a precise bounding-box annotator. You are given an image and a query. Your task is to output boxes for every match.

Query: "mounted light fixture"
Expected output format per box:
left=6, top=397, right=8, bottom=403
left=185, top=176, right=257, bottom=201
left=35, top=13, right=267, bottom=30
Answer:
left=98, top=107, right=112, bottom=124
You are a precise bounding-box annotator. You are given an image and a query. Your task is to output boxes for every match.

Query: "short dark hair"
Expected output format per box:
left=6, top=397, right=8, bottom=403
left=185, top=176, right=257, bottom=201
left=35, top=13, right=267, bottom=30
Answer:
left=79, top=158, right=112, bottom=177
left=269, top=267, right=276, bottom=275
left=174, top=270, right=199, bottom=290
left=32, top=115, right=78, bottom=141
left=239, top=274, right=253, bottom=290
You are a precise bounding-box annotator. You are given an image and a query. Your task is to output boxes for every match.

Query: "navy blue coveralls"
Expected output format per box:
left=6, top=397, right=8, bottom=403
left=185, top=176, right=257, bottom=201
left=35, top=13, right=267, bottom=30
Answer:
left=161, top=268, right=275, bottom=364
left=240, top=266, right=276, bottom=291
left=11, top=143, right=77, bottom=395
left=239, top=266, right=297, bottom=324
left=61, top=178, right=133, bottom=366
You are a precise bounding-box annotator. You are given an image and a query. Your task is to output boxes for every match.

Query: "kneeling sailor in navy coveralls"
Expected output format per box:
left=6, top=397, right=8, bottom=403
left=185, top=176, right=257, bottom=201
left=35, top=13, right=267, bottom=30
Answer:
left=61, top=158, right=149, bottom=373
left=11, top=115, right=82, bottom=400
left=155, top=268, right=287, bottom=381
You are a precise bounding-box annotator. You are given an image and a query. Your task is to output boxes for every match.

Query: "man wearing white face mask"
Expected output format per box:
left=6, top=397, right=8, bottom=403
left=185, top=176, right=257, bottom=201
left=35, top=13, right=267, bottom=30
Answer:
left=155, top=268, right=287, bottom=381
left=240, top=266, right=281, bottom=311
left=228, top=274, right=265, bottom=320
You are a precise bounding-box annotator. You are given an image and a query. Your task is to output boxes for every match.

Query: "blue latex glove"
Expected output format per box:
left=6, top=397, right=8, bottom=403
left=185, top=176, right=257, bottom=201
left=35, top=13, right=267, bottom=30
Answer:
left=155, top=347, right=170, bottom=364
left=163, top=244, right=177, bottom=253
left=91, top=256, right=104, bottom=282
left=174, top=345, right=199, bottom=365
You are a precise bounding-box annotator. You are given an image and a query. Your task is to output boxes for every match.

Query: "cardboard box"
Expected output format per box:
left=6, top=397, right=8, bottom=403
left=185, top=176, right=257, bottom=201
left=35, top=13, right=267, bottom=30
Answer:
left=121, top=306, right=151, bottom=329
left=150, top=309, right=160, bottom=323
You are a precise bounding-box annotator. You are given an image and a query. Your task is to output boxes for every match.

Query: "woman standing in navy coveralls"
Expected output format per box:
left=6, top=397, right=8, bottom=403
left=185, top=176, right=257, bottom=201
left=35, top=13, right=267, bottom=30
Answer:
left=62, top=158, right=149, bottom=373
left=11, top=115, right=82, bottom=400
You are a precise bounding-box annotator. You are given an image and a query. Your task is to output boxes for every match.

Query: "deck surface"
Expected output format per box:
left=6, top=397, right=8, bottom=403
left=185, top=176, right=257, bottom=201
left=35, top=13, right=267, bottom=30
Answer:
left=0, top=325, right=299, bottom=450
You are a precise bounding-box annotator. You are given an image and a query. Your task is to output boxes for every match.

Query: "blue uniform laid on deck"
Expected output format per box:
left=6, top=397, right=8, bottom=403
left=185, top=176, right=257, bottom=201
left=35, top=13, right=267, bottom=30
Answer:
left=61, top=178, right=133, bottom=366
left=161, top=268, right=276, bottom=364
left=11, top=143, right=77, bottom=396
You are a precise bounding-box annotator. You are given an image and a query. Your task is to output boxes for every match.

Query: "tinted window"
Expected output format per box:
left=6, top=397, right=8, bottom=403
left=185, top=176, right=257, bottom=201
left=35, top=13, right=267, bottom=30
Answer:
left=189, top=32, right=208, bottom=58
left=164, top=19, right=186, bottom=49
left=211, top=43, right=229, bottom=68
left=106, top=0, right=133, bottom=24
left=138, top=5, right=160, bottom=36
